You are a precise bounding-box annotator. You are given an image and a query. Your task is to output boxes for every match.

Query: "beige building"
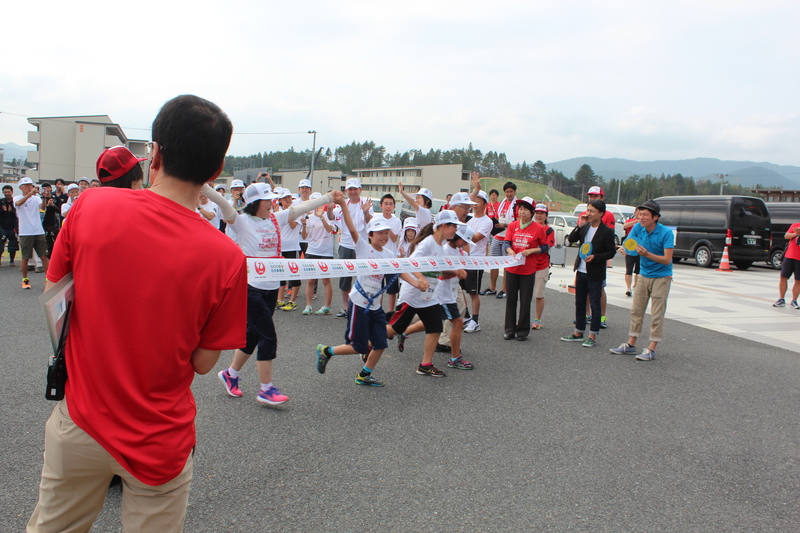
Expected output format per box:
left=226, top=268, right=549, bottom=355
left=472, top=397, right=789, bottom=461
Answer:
left=231, top=167, right=345, bottom=192
left=351, top=163, right=471, bottom=200
left=26, top=115, right=148, bottom=183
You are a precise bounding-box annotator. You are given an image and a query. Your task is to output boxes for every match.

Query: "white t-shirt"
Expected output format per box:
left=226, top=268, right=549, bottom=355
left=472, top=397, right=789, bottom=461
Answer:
left=60, top=199, right=75, bottom=218
left=467, top=214, right=493, bottom=256
left=200, top=201, right=221, bottom=228
left=398, top=235, right=443, bottom=309
left=305, top=213, right=334, bottom=257
left=378, top=214, right=403, bottom=256
left=415, top=206, right=432, bottom=229
left=348, top=239, right=397, bottom=311
left=227, top=212, right=285, bottom=290
left=279, top=209, right=302, bottom=252
left=434, top=244, right=465, bottom=305
left=14, top=195, right=44, bottom=236
left=577, top=225, right=598, bottom=274
left=334, top=199, right=369, bottom=250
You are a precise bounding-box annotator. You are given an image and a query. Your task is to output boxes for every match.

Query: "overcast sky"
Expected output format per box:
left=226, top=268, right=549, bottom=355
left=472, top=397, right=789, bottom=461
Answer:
left=2, top=0, right=798, bottom=166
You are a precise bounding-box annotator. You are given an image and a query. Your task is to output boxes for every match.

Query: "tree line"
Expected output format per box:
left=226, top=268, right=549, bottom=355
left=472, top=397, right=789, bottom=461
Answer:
left=223, top=142, right=762, bottom=203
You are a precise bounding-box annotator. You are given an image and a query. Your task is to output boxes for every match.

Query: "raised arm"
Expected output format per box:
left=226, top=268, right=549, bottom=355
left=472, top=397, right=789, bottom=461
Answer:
left=397, top=182, right=419, bottom=213
left=334, top=193, right=359, bottom=244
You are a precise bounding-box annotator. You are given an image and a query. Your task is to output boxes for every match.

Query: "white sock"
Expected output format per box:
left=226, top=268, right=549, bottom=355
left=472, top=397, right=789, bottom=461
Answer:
left=227, top=367, right=239, bottom=378
left=260, top=382, right=273, bottom=392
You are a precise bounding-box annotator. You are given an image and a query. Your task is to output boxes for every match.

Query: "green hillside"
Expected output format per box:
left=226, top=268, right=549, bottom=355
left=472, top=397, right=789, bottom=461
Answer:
left=479, top=178, right=580, bottom=213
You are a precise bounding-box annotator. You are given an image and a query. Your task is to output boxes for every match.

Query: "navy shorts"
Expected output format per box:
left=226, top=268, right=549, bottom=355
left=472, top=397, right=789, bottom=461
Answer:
left=344, top=300, right=389, bottom=354
left=440, top=302, right=461, bottom=321
left=279, top=250, right=301, bottom=288
left=338, top=246, right=357, bottom=291
left=389, top=303, right=444, bottom=335
left=781, top=256, right=800, bottom=280
left=384, top=274, right=401, bottom=295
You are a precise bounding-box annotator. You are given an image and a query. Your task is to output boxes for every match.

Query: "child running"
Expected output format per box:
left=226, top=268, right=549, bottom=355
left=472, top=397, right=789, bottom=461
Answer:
left=315, top=196, right=398, bottom=386
left=387, top=210, right=465, bottom=377
left=208, top=182, right=337, bottom=405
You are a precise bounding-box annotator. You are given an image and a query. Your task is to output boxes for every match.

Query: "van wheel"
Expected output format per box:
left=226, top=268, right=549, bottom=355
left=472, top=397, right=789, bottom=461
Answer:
left=733, top=260, right=753, bottom=271
left=769, top=249, right=783, bottom=270
left=694, top=246, right=714, bottom=268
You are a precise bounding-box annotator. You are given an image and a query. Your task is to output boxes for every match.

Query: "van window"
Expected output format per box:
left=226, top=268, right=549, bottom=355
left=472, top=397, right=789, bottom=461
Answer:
left=658, top=204, right=682, bottom=227
left=687, top=205, right=727, bottom=229
left=732, top=198, right=769, bottom=229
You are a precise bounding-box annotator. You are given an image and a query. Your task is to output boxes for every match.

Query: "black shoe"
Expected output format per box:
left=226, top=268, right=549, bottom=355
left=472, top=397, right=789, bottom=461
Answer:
left=335, top=309, right=348, bottom=319
left=480, top=288, right=497, bottom=296
left=503, top=333, right=516, bottom=340
left=496, top=291, right=506, bottom=299
left=516, top=335, right=528, bottom=341
left=397, top=333, right=408, bottom=353
left=435, top=343, right=452, bottom=353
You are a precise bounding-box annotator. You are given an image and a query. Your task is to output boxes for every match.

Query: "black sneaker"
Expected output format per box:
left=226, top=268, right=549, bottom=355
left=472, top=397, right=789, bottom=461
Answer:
left=416, top=364, right=445, bottom=377
left=355, top=373, right=384, bottom=387
left=315, top=344, right=331, bottom=374
left=435, top=343, right=452, bottom=353
left=496, top=290, right=506, bottom=299
left=479, top=288, right=497, bottom=296
left=397, top=333, right=408, bottom=352
left=335, top=309, right=348, bottom=319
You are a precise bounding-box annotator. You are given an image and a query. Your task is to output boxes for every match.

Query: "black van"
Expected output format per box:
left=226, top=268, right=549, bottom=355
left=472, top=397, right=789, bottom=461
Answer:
left=654, top=195, right=770, bottom=270
left=765, top=202, right=800, bottom=269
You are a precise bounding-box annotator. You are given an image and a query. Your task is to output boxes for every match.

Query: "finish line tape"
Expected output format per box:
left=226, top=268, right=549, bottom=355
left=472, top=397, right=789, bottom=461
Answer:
left=246, top=254, right=524, bottom=281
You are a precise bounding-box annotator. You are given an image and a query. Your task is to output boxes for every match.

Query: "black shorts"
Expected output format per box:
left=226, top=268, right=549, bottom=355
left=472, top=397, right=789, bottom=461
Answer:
left=384, top=274, right=401, bottom=295
left=338, top=246, right=357, bottom=291
left=625, top=254, right=641, bottom=276
left=781, top=256, right=800, bottom=280
left=464, top=269, right=483, bottom=294
left=279, top=250, right=301, bottom=287
left=389, top=303, right=444, bottom=335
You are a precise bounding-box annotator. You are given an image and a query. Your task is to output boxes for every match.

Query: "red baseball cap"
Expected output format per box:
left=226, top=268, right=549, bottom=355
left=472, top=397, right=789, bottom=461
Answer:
left=96, top=146, right=147, bottom=183
left=587, top=186, right=604, bottom=197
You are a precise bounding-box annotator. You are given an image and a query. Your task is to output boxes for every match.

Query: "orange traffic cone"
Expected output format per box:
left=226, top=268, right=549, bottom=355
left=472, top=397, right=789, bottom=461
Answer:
left=717, top=246, right=733, bottom=272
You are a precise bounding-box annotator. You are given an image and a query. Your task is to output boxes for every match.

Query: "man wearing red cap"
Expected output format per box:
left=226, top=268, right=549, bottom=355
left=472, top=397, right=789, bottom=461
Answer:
left=96, top=145, right=147, bottom=189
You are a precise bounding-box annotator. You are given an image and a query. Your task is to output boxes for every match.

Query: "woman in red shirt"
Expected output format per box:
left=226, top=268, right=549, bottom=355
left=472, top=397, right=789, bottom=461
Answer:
left=502, top=197, right=548, bottom=340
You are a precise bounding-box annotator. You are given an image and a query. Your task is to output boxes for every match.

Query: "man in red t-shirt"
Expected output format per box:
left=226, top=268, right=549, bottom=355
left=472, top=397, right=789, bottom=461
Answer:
left=28, top=95, right=248, bottom=533
left=774, top=222, right=800, bottom=308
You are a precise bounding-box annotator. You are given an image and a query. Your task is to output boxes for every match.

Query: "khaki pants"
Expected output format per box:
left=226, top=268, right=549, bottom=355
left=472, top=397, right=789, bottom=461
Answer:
left=628, top=276, right=672, bottom=343
left=27, top=399, right=193, bottom=533
left=439, top=288, right=469, bottom=346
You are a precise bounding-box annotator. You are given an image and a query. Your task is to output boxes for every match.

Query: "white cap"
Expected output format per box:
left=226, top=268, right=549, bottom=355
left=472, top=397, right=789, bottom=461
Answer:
left=345, top=178, right=361, bottom=189
left=231, top=179, right=245, bottom=188
left=517, top=196, right=536, bottom=211
left=244, top=182, right=277, bottom=204
left=403, top=217, right=418, bottom=230
left=455, top=225, right=475, bottom=248
left=476, top=190, right=489, bottom=203
left=413, top=188, right=433, bottom=201
left=449, top=192, right=477, bottom=206
left=18, top=177, right=33, bottom=185
left=298, top=179, right=312, bottom=188
left=214, top=184, right=225, bottom=191
left=292, top=193, right=300, bottom=200
left=277, top=188, right=293, bottom=199
left=310, top=192, right=322, bottom=200
left=77, top=177, right=89, bottom=184
left=434, top=210, right=466, bottom=228
left=368, top=218, right=393, bottom=232
left=587, top=186, right=603, bottom=196
left=534, top=203, right=549, bottom=213
left=66, top=184, right=80, bottom=192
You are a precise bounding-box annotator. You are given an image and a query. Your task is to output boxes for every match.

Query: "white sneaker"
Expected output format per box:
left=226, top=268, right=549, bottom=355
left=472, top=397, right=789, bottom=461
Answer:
left=464, top=320, right=481, bottom=333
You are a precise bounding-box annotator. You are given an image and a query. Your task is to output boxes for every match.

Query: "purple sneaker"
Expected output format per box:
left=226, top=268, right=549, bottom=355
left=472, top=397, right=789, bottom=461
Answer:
left=218, top=369, right=242, bottom=398
left=257, top=386, right=289, bottom=406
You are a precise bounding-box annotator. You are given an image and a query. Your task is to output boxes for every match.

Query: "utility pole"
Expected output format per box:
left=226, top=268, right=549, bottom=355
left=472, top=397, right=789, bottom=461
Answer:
left=717, top=173, right=727, bottom=195
left=616, top=178, right=621, bottom=204
left=309, top=130, right=318, bottom=190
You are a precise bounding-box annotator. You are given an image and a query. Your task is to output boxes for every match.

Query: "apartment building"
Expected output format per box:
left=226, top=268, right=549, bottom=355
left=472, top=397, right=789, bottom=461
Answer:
left=350, top=163, right=471, bottom=200
left=231, top=167, right=344, bottom=192
left=26, top=115, right=147, bottom=182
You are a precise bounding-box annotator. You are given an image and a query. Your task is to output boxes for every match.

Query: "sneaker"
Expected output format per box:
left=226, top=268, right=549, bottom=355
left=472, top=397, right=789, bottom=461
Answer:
left=773, top=298, right=786, bottom=307
left=435, top=343, right=452, bottom=353
left=315, top=306, right=332, bottom=315
left=447, top=356, right=474, bottom=370
left=355, top=373, right=384, bottom=387
left=335, top=309, right=348, bottom=319
left=35, top=267, right=44, bottom=273
left=217, top=369, right=243, bottom=397
left=609, top=342, right=637, bottom=355
left=276, top=300, right=286, bottom=308
left=257, top=386, right=289, bottom=405
left=792, top=301, right=800, bottom=310
left=625, top=290, right=632, bottom=297
left=479, top=288, right=497, bottom=296
left=635, top=348, right=656, bottom=361
left=531, top=319, right=542, bottom=330
left=496, top=290, right=506, bottom=299
left=560, top=333, right=584, bottom=342
left=582, top=337, right=596, bottom=348
left=600, top=316, right=608, bottom=329
left=21, top=278, right=31, bottom=290
left=397, top=333, right=408, bottom=352
left=464, top=320, right=481, bottom=333
left=281, top=301, right=297, bottom=311
left=416, top=364, right=445, bottom=377
left=302, top=305, right=313, bottom=315
left=315, top=344, right=331, bottom=374
left=503, top=333, right=516, bottom=340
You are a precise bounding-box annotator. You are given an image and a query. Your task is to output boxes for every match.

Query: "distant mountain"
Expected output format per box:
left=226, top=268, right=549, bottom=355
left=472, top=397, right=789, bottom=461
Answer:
left=0, top=142, right=34, bottom=162
left=546, top=157, right=800, bottom=189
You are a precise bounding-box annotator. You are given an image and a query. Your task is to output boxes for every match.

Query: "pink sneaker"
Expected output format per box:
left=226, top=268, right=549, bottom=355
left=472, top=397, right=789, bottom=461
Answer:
left=218, top=369, right=242, bottom=398
left=257, top=386, right=289, bottom=406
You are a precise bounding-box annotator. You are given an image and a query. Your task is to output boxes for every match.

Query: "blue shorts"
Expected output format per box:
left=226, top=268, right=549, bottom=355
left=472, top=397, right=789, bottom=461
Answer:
left=344, top=301, right=389, bottom=354
left=440, top=302, right=461, bottom=321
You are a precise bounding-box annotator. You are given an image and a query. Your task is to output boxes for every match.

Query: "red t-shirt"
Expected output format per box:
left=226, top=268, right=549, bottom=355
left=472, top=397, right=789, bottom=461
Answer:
left=504, top=220, right=546, bottom=275
left=580, top=209, right=616, bottom=230
left=486, top=201, right=500, bottom=218
left=48, top=188, right=247, bottom=485
left=538, top=225, right=556, bottom=271
left=785, top=223, right=800, bottom=261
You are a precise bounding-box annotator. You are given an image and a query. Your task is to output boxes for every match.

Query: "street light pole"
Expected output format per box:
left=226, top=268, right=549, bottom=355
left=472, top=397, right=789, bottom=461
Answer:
left=309, top=130, right=318, bottom=189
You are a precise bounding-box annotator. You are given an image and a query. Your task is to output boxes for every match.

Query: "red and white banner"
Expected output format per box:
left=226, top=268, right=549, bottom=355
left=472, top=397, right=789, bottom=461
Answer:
left=246, top=254, right=524, bottom=282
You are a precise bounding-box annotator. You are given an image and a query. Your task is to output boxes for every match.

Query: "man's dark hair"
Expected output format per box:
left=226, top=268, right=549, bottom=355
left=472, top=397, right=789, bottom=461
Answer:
left=589, top=199, right=606, bottom=214
left=54, top=178, right=65, bottom=186
left=502, top=182, right=517, bottom=192
left=2, top=185, right=12, bottom=192
left=380, top=194, right=395, bottom=204
left=151, top=95, right=233, bottom=185
left=41, top=182, right=52, bottom=188
left=102, top=164, right=144, bottom=189
left=489, top=189, right=499, bottom=197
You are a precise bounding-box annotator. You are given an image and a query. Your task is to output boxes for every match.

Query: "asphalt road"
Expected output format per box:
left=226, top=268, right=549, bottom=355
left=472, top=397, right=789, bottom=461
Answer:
left=1, top=251, right=798, bottom=533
